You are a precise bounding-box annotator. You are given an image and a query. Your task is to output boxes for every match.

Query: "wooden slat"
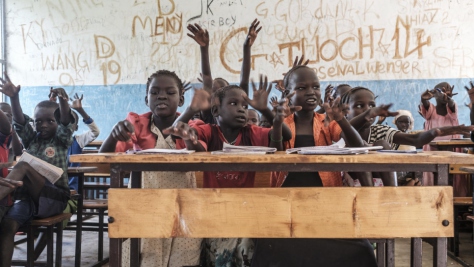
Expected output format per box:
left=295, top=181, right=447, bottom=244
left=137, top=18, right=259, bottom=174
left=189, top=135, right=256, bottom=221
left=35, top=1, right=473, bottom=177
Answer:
left=450, top=164, right=474, bottom=174
left=460, top=166, right=474, bottom=174
left=453, top=197, right=472, bottom=205
left=108, top=187, right=453, bottom=239
left=70, top=151, right=474, bottom=165
left=195, top=171, right=271, bottom=188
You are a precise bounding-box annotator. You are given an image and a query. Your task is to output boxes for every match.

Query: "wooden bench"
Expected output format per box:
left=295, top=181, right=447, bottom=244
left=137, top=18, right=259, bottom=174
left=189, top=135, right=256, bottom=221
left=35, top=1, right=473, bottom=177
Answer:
left=452, top=197, right=473, bottom=256
left=11, top=213, right=72, bottom=267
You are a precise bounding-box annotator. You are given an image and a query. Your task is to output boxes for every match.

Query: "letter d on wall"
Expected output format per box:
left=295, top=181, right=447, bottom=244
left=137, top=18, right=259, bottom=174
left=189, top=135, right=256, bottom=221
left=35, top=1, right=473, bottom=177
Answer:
left=94, top=35, right=116, bottom=59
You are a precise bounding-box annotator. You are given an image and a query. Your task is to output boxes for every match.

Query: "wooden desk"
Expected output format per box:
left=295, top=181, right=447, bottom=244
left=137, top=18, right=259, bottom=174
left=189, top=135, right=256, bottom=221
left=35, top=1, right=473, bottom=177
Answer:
left=70, top=151, right=471, bottom=267
left=84, top=140, right=103, bottom=149
left=429, top=139, right=474, bottom=151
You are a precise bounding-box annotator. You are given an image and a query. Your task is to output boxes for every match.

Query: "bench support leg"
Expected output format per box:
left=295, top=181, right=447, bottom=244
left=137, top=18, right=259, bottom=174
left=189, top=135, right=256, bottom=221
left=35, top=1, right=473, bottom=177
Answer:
left=433, top=238, right=447, bottom=267
left=410, top=238, right=422, bottom=267
left=386, top=239, right=395, bottom=267
left=109, top=164, right=125, bottom=267
left=56, top=222, right=63, bottom=267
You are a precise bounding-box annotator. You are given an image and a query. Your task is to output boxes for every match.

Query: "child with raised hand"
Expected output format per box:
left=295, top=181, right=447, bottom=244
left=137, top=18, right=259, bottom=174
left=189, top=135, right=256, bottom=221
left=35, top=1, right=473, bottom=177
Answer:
left=165, top=76, right=291, bottom=267
left=99, top=70, right=202, bottom=267
left=67, top=93, right=100, bottom=191
left=0, top=102, right=23, bottom=161
left=0, top=73, right=74, bottom=266
left=187, top=19, right=261, bottom=123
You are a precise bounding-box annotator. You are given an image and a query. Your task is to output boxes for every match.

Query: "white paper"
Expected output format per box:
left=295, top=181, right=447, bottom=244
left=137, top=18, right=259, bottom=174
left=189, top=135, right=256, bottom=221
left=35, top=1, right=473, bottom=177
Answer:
left=18, top=152, right=63, bottom=184
left=135, top=148, right=195, bottom=154
left=222, top=143, right=277, bottom=153
left=287, top=146, right=385, bottom=155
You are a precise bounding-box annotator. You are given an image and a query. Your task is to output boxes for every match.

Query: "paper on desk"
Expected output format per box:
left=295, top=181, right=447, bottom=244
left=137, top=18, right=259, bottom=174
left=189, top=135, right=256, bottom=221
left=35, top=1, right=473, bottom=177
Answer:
left=221, top=143, right=277, bottom=153
left=287, top=146, right=384, bottom=155
left=18, top=152, right=63, bottom=184
left=135, top=148, right=195, bottom=154
left=211, top=151, right=268, bottom=155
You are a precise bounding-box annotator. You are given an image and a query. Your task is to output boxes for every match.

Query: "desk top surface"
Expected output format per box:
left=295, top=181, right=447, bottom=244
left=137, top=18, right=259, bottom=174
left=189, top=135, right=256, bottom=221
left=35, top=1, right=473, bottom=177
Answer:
left=429, top=139, right=474, bottom=146
left=70, top=151, right=474, bottom=165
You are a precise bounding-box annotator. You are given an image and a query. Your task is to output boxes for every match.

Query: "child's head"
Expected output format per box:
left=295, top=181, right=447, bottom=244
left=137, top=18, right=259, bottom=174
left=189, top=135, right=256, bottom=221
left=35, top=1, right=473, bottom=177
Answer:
left=211, top=85, right=248, bottom=128
left=433, top=82, right=453, bottom=104
left=212, top=78, right=230, bottom=92
left=0, top=102, right=13, bottom=124
left=145, top=70, right=184, bottom=118
left=283, top=66, right=320, bottom=111
left=247, top=109, right=260, bottom=126
left=34, top=100, right=60, bottom=139
left=341, top=87, right=376, bottom=125
left=334, top=84, right=352, bottom=98
left=259, top=113, right=272, bottom=128
left=393, top=110, right=414, bottom=132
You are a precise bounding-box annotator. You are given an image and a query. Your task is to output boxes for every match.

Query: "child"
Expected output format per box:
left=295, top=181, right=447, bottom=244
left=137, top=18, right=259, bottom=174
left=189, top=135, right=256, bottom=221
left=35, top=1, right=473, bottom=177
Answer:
left=67, top=93, right=100, bottom=191
left=187, top=19, right=261, bottom=123
left=393, top=110, right=416, bottom=150
left=165, top=76, right=290, bottom=267
left=0, top=103, right=22, bottom=161
left=0, top=73, right=73, bottom=266
left=419, top=83, right=465, bottom=192
left=252, top=65, right=377, bottom=267
left=247, top=109, right=260, bottom=126
left=99, top=70, right=202, bottom=267
left=342, top=86, right=473, bottom=185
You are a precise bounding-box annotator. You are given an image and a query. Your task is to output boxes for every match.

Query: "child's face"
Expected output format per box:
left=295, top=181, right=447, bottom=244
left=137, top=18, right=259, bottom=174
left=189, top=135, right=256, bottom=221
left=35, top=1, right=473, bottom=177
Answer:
left=395, top=116, right=411, bottom=132
left=346, top=90, right=376, bottom=126
left=0, top=104, right=13, bottom=124
left=216, top=88, right=248, bottom=129
left=34, top=107, right=58, bottom=139
left=259, top=114, right=272, bottom=128
left=288, top=68, right=321, bottom=111
left=247, top=110, right=259, bottom=126
left=147, top=75, right=184, bottom=118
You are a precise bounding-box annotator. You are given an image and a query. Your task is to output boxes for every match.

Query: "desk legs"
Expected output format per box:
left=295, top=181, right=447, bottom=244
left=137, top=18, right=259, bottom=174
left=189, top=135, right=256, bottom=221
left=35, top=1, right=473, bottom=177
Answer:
left=75, top=173, right=84, bottom=267
left=410, top=238, right=422, bottom=267
left=130, top=171, right=142, bottom=267
left=433, top=164, right=449, bottom=267
left=109, top=164, right=125, bottom=267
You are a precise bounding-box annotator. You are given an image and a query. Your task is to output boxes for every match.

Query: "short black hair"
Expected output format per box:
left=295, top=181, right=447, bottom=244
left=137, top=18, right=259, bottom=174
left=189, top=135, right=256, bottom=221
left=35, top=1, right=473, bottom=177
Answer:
left=146, top=70, right=184, bottom=96
left=35, top=100, right=59, bottom=110
left=211, top=85, right=244, bottom=107
left=282, top=65, right=311, bottom=92
left=336, top=84, right=351, bottom=90
left=214, top=77, right=230, bottom=86
left=340, top=87, right=375, bottom=104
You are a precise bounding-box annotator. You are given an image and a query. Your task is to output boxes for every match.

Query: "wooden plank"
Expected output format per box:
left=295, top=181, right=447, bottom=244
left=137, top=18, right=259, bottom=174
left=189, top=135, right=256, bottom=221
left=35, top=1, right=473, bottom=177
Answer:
left=70, top=151, right=474, bottom=165
left=460, top=166, right=474, bottom=173
left=453, top=197, right=472, bottom=205
left=108, top=187, right=453, bottom=239
left=195, top=172, right=271, bottom=188
left=450, top=164, right=474, bottom=174
left=429, top=139, right=474, bottom=146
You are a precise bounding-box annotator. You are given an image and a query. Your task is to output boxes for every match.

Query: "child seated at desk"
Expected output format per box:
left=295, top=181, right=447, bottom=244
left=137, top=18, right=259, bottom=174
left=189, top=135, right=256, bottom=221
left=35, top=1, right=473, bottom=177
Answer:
left=66, top=93, right=100, bottom=191
left=99, top=70, right=202, bottom=267
left=0, top=102, right=22, bottom=161
left=0, top=74, right=73, bottom=266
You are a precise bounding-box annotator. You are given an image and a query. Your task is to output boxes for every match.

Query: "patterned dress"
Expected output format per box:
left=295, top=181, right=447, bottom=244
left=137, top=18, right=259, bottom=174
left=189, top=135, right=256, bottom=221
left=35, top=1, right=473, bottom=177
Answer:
left=122, top=122, right=202, bottom=267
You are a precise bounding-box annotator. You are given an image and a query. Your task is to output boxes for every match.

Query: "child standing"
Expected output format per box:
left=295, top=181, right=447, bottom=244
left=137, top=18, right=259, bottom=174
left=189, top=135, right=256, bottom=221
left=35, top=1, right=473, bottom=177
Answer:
left=166, top=77, right=290, bottom=267
left=99, top=70, right=202, bottom=267
left=0, top=74, right=73, bottom=266
left=67, top=93, right=100, bottom=191
left=420, top=83, right=465, bottom=192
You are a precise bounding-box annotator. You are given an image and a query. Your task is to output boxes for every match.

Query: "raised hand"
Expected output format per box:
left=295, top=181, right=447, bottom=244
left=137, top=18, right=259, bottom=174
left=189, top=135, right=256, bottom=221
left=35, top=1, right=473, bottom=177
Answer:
left=465, top=81, right=474, bottom=103
left=189, top=88, right=211, bottom=112
left=162, top=121, right=199, bottom=145
left=421, top=89, right=435, bottom=100
left=244, top=75, right=272, bottom=112
left=269, top=96, right=279, bottom=110
left=323, top=97, right=347, bottom=123
left=323, top=84, right=335, bottom=106
left=279, top=91, right=302, bottom=117
left=0, top=72, right=21, bottom=98
left=111, top=120, right=135, bottom=142
left=187, top=23, right=209, bottom=47
left=436, top=124, right=474, bottom=137
left=50, top=87, right=69, bottom=102
left=183, top=81, right=193, bottom=92
left=0, top=178, right=23, bottom=189
left=70, top=93, right=84, bottom=110
left=292, top=54, right=309, bottom=68
left=272, top=79, right=285, bottom=93
left=365, top=104, right=399, bottom=121
left=244, top=19, right=262, bottom=47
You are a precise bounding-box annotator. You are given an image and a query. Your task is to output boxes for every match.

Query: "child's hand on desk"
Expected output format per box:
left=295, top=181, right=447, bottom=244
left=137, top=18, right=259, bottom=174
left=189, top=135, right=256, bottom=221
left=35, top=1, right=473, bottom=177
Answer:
left=365, top=104, right=398, bottom=122
left=0, top=178, right=22, bottom=189
left=244, top=75, right=272, bottom=112
left=111, top=120, right=135, bottom=142
left=0, top=72, right=21, bottom=98
left=163, top=121, right=199, bottom=145
left=435, top=125, right=474, bottom=137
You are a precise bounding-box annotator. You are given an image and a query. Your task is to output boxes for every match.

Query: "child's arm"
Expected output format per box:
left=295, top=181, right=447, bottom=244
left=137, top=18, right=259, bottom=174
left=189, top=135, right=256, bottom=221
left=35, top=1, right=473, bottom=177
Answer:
left=243, top=75, right=292, bottom=140
left=11, top=130, right=23, bottom=156
left=268, top=98, right=291, bottom=151
left=325, top=98, right=365, bottom=147
left=0, top=73, right=24, bottom=125
left=162, top=121, right=206, bottom=152
left=421, top=89, right=434, bottom=111
left=175, top=89, right=211, bottom=124
left=0, top=110, right=11, bottom=136
left=99, top=120, right=135, bottom=152
left=50, top=88, right=71, bottom=125
left=70, top=94, right=100, bottom=147
left=393, top=125, right=474, bottom=147
left=349, top=104, right=399, bottom=131
left=240, top=19, right=261, bottom=94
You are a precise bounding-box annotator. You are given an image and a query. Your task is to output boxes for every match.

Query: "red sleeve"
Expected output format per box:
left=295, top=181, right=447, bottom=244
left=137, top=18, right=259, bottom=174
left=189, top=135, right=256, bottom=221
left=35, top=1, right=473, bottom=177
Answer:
left=114, top=113, right=139, bottom=152
left=249, top=125, right=271, bottom=146
left=186, top=120, right=212, bottom=151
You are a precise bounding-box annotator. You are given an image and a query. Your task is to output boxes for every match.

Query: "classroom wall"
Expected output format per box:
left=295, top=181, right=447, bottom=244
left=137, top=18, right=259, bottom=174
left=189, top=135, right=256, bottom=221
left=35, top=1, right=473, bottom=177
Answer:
left=6, top=0, right=474, bottom=139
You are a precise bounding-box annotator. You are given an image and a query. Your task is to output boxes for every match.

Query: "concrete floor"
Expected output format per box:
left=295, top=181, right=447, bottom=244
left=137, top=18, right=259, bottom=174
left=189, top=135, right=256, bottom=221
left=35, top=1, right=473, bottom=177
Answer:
left=11, top=216, right=474, bottom=266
